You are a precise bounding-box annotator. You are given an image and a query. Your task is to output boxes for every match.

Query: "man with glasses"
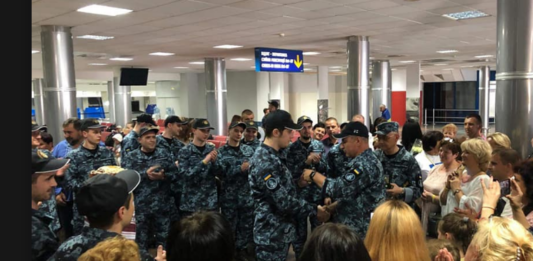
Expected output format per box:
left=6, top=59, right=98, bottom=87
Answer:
left=374, top=122, right=422, bottom=207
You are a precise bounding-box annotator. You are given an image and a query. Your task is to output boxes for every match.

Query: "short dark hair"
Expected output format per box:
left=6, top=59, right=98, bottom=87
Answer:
left=515, top=160, right=533, bottom=215
left=466, top=113, right=482, bottom=125
left=263, top=108, right=268, bottom=114
left=87, top=193, right=132, bottom=229
left=440, top=140, right=463, bottom=161
left=325, top=117, right=338, bottom=124
left=401, top=119, right=423, bottom=152
left=63, top=117, right=81, bottom=130
left=493, top=148, right=521, bottom=167
left=422, top=131, right=444, bottom=152
left=313, top=122, right=326, bottom=130
left=299, top=223, right=371, bottom=261
left=241, top=109, right=253, bottom=117
left=40, top=132, right=53, bottom=144
left=167, top=211, right=234, bottom=261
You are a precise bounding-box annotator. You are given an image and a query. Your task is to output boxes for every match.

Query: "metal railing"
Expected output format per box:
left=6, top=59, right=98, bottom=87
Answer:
left=424, top=109, right=482, bottom=126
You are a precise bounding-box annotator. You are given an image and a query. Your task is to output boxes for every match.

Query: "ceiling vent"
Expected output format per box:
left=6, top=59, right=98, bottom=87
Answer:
left=387, top=54, right=405, bottom=58
left=434, top=74, right=445, bottom=81
left=420, top=75, right=425, bottom=81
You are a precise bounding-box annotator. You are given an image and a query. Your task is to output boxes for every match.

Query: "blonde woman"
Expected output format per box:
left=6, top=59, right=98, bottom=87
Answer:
left=442, top=124, right=458, bottom=140
left=464, top=217, right=533, bottom=261
left=365, top=200, right=431, bottom=261
left=440, top=139, right=492, bottom=216
left=487, top=132, right=512, bottom=150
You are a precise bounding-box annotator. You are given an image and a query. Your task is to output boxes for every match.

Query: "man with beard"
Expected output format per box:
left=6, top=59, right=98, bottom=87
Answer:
left=52, top=118, right=84, bottom=239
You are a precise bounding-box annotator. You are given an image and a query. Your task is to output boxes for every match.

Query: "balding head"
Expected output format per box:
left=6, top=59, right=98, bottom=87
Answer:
left=352, top=114, right=364, bottom=123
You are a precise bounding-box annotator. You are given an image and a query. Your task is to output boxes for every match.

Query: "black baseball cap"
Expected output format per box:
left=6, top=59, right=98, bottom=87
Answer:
left=32, top=149, right=70, bottom=174
left=76, top=169, right=141, bottom=219
left=193, top=119, right=214, bottom=130
left=268, top=100, right=280, bottom=108
left=32, top=120, right=47, bottom=132
left=245, top=120, right=258, bottom=129
left=229, top=121, right=246, bottom=130
left=136, top=113, right=157, bottom=126
left=139, top=126, right=159, bottom=137
left=297, top=116, right=313, bottom=126
left=263, top=110, right=301, bottom=131
left=80, top=118, right=105, bottom=131
left=333, top=121, right=369, bottom=139
left=340, top=122, right=349, bottom=130
left=164, top=115, right=190, bottom=126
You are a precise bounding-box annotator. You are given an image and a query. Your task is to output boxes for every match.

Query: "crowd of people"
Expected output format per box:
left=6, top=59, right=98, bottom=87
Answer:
left=31, top=101, right=533, bottom=261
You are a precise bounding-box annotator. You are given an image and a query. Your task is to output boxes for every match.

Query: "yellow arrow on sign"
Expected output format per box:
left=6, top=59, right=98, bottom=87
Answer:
left=294, top=55, right=302, bottom=68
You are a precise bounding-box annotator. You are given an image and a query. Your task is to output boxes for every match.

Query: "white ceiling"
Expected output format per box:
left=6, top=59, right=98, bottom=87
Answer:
left=32, top=0, right=498, bottom=74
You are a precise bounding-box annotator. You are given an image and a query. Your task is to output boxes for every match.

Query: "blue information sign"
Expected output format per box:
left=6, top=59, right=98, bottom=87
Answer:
left=254, top=47, right=304, bottom=73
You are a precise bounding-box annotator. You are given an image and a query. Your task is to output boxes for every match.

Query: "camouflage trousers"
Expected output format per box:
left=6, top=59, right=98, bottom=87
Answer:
left=135, top=207, right=171, bottom=253
left=256, top=243, right=290, bottom=261
left=221, top=205, right=254, bottom=251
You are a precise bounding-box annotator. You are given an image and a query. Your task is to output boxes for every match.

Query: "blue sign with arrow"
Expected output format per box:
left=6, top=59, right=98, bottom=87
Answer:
left=254, top=47, right=304, bottom=73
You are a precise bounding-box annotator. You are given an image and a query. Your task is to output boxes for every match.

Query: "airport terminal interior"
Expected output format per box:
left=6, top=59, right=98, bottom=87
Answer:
left=31, top=0, right=533, bottom=261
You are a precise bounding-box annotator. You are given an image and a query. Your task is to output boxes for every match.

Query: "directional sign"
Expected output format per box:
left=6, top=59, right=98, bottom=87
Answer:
left=254, top=47, right=304, bottom=73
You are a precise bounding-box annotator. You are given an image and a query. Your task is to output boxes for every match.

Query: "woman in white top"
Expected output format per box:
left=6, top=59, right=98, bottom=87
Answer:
left=418, top=140, right=462, bottom=233
left=415, top=131, right=444, bottom=181
left=440, top=138, right=492, bottom=217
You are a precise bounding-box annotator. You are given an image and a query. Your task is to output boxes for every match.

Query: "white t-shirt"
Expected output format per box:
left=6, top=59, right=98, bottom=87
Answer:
left=440, top=174, right=490, bottom=217
left=415, top=151, right=441, bottom=181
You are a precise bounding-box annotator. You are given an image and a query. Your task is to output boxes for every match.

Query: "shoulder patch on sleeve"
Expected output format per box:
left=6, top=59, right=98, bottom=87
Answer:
left=265, top=177, right=279, bottom=190
left=344, top=173, right=356, bottom=183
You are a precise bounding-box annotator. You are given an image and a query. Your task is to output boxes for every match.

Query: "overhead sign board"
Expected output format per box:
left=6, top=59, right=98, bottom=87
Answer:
left=254, top=47, right=304, bottom=73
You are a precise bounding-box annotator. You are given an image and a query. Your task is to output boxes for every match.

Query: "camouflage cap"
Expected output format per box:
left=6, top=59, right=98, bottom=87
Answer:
left=375, top=121, right=399, bottom=135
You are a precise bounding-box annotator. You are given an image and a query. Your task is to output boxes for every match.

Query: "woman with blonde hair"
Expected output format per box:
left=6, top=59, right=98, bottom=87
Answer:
left=464, top=217, right=533, bottom=261
left=487, top=132, right=512, bottom=150
left=442, top=124, right=458, bottom=140
left=365, top=200, right=431, bottom=261
left=440, top=139, right=492, bottom=217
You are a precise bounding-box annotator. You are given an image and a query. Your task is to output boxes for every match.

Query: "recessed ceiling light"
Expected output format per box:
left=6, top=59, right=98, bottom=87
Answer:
left=303, top=63, right=310, bottom=65
left=391, top=68, right=397, bottom=71
left=442, top=10, right=489, bottom=21
left=189, top=61, right=204, bottom=65
left=77, top=4, right=132, bottom=16
left=303, top=52, right=320, bottom=55
left=330, top=66, right=342, bottom=69
left=173, top=67, right=188, bottom=69
left=443, top=68, right=454, bottom=70
left=150, top=52, right=175, bottom=56
left=110, top=57, right=133, bottom=61
left=437, top=50, right=458, bottom=54
left=434, top=64, right=448, bottom=66
left=214, top=45, right=243, bottom=49
left=230, top=58, right=252, bottom=61
left=76, top=35, right=114, bottom=40
left=399, top=60, right=416, bottom=63
left=330, top=69, right=341, bottom=72
left=475, top=55, right=493, bottom=58
left=304, top=68, right=314, bottom=71
left=461, top=65, right=474, bottom=68
left=32, top=50, right=39, bottom=54
left=89, top=63, right=107, bottom=66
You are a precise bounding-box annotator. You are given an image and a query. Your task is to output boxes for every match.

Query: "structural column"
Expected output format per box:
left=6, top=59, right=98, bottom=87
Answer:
left=40, top=25, right=77, bottom=143
left=371, top=60, right=391, bottom=123
left=478, top=66, right=490, bottom=137
left=107, top=81, right=116, bottom=123
left=495, top=0, right=533, bottom=158
left=347, top=36, right=370, bottom=127
left=113, top=74, right=132, bottom=127
left=317, top=66, right=329, bottom=122
left=32, top=78, right=46, bottom=126
left=205, top=58, right=228, bottom=136
left=406, top=62, right=421, bottom=123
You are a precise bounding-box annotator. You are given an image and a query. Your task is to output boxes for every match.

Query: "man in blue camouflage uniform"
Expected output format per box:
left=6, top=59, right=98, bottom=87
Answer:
left=121, top=126, right=175, bottom=252
left=64, top=118, right=116, bottom=235
left=32, top=121, right=62, bottom=234
left=326, top=122, right=351, bottom=179
left=177, top=119, right=220, bottom=217
left=286, top=115, right=327, bottom=258
left=302, top=122, right=385, bottom=238
left=31, top=149, right=69, bottom=261
left=156, top=115, right=190, bottom=224
left=49, top=170, right=156, bottom=261
left=249, top=110, right=330, bottom=261
left=216, top=121, right=256, bottom=259
left=374, top=122, right=422, bottom=207
left=121, top=113, right=157, bottom=157
left=243, top=120, right=261, bottom=151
